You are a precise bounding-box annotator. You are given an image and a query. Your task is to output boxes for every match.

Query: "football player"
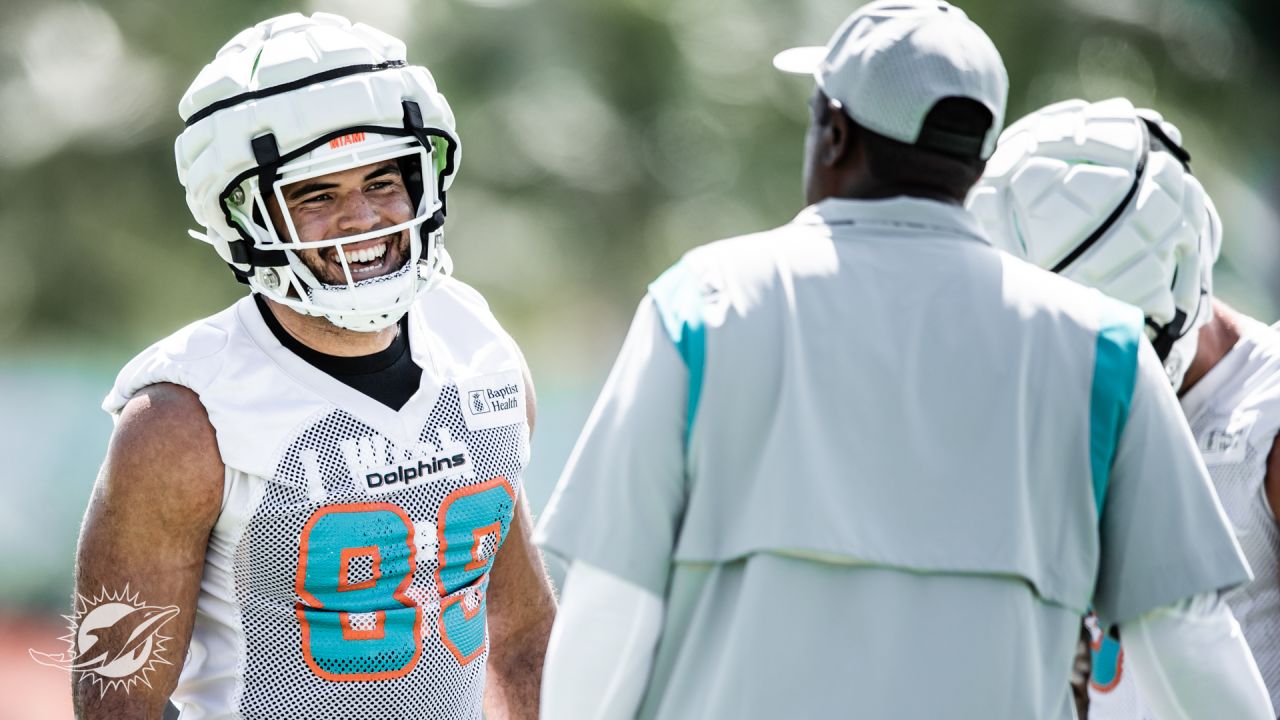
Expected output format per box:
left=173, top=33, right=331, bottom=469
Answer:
left=970, top=97, right=1280, bottom=719
left=534, top=2, right=1271, bottom=718
left=72, top=13, right=554, bottom=719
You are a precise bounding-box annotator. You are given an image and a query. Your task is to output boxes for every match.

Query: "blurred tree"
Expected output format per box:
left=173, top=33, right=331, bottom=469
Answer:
left=0, top=0, right=1276, bottom=369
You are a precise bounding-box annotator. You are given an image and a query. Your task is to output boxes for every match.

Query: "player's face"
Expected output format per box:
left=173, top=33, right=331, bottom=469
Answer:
left=266, top=160, right=414, bottom=285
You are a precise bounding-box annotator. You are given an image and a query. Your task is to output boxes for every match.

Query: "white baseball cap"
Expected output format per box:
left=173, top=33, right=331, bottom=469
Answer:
left=774, top=0, right=1008, bottom=160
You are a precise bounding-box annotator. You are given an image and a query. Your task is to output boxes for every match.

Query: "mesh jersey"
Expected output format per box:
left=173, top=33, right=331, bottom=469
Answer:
left=103, top=278, right=530, bottom=720
left=1089, top=316, right=1280, bottom=718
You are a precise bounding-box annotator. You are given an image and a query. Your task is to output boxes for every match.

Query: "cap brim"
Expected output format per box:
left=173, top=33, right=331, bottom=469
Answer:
left=772, top=46, right=826, bottom=75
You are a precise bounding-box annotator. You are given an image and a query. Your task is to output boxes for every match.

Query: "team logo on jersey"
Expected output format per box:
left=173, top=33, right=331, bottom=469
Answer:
left=342, top=427, right=476, bottom=496
left=456, top=370, right=524, bottom=431
left=29, top=585, right=179, bottom=697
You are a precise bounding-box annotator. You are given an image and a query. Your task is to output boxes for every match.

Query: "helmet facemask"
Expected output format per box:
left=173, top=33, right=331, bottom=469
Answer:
left=224, top=132, right=453, bottom=332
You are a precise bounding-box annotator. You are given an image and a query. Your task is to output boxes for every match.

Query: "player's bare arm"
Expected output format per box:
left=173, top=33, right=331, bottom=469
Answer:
left=484, top=494, right=556, bottom=719
left=483, top=364, right=556, bottom=719
left=73, top=383, right=224, bottom=719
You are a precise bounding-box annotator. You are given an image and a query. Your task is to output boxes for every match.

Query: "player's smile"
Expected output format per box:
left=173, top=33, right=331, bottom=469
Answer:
left=321, top=232, right=410, bottom=284
left=265, top=159, right=417, bottom=287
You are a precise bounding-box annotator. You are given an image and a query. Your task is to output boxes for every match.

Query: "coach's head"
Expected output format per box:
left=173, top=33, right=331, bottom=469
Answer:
left=775, top=0, right=1007, bottom=207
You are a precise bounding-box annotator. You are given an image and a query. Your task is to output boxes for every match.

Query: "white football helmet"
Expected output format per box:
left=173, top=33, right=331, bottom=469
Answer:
left=968, top=97, right=1221, bottom=389
left=175, top=12, right=462, bottom=332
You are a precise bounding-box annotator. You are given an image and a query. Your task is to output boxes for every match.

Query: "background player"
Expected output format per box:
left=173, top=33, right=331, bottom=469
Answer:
left=970, top=96, right=1280, bottom=718
left=534, top=2, right=1271, bottom=718
left=73, top=13, right=554, bottom=719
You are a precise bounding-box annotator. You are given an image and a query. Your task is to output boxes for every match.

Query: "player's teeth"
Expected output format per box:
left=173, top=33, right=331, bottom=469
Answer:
left=343, top=243, right=387, bottom=264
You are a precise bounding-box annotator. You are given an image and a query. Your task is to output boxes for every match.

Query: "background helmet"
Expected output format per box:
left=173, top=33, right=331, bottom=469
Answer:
left=968, top=97, right=1221, bottom=389
left=175, top=12, right=461, bottom=332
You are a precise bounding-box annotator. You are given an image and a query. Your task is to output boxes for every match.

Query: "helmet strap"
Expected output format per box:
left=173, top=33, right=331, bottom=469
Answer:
left=401, top=100, right=458, bottom=215
left=1146, top=309, right=1189, bottom=361
left=220, top=132, right=292, bottom=283
left=1140, top=117, right=1191, bottom=171
left=251, top=133, right=281, bottom=195
left=1052, top=120, right=1150, bottom=274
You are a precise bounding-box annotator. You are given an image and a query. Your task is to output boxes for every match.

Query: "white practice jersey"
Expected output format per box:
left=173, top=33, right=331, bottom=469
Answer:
left=1090, top=316, right=1280, bottom=718
left=103, top=278, right=530, bottom=720
left=536, top=197, right=1249, bottom=719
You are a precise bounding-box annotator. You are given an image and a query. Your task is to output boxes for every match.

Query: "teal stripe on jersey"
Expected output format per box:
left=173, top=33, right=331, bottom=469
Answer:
left=649, top=260, right=706, bottom=444
left=1090, top=301, right=1143, bottom=518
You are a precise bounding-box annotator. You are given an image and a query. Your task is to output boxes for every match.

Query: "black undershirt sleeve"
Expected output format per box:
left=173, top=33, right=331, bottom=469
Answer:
left=253, top=294, right=423, bottom=411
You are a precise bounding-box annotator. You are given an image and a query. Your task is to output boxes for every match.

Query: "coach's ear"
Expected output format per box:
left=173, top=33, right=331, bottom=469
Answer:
left=810, top=91, right=856, bottom=170
left=805, top=90, right=863, bottom=205
left=822, top=100, right=857, bottom=168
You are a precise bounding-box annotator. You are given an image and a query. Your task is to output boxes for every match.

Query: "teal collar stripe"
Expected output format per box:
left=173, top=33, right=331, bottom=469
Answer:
left=1090, top=301, right=1143, bottom=518
left=649, top=260, right=706, bottom=445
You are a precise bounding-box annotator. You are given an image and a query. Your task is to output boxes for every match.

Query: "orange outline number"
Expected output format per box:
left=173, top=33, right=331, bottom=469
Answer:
left=435, top=476, right=516, bottom=665
left=295, top=502, right=421, bottom=681
left=1088, top=613, right=1124, bottom=693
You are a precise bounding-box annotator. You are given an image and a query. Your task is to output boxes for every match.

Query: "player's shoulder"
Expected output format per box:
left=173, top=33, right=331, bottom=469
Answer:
left=106, top=381, right=225, bottom=518
left=113, top=383, right=222, bottom=469
left=142, top=301, right=239, bottom=362
left=1239, top=314, right=1280, bottom=360
left=425, top=274, right=491, bottom=309
left=103, top=300, right=242, bottom=416
left=415, top=275, right=524, bottom=371
left=1223, top=313, right=1280, bottom=399
left=417, top=275, right=502, bottom=326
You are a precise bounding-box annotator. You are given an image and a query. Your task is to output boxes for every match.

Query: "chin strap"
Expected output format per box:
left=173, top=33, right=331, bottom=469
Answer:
left=423, top=208, right=445, bottom=234
left=1146, top=309, right=1189, bottom=362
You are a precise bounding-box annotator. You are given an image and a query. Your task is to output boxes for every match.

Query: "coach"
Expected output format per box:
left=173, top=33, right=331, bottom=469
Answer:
left=535, top=2, right=1272, bottom=717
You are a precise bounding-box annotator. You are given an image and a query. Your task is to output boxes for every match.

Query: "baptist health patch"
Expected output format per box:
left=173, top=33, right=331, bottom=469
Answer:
left=457, top=369, right=524, bottom=431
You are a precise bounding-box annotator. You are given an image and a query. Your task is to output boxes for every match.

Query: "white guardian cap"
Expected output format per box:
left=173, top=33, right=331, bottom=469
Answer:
left=175, top=13, right=461, bottom=331
left=968, top=98, right=1221, bottom=389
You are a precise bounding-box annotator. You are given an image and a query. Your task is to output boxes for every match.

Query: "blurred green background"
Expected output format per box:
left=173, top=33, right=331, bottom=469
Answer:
left=1, top=0, right=1278, bottom=711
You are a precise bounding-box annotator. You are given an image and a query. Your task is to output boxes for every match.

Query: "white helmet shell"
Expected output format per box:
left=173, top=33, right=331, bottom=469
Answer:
left=968, top=97, right=1221, bottom=390
left=175, top=12, right=461, bottom=331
